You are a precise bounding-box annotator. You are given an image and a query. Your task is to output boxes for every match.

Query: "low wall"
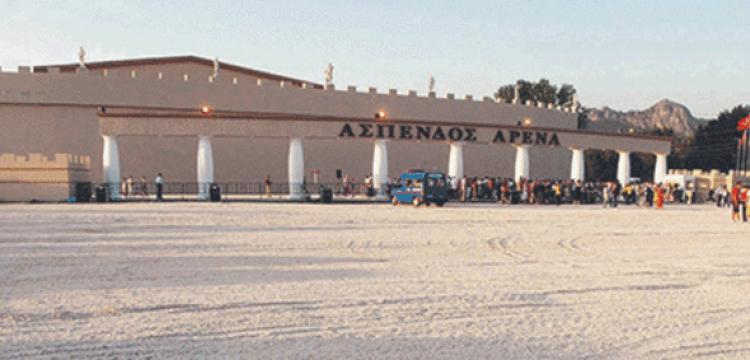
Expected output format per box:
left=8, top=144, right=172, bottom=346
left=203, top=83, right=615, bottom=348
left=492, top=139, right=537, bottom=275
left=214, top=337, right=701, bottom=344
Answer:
left=0, top=153, right=91, bottom=201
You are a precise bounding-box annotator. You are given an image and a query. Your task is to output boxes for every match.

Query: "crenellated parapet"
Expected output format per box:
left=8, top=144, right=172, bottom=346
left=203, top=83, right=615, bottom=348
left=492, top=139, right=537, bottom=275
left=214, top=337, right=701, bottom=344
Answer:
left=0, top=152, right=91, bottom=201
left=0, top=153, right=91, bottom=182
left=0, top=57, right=580, bottom=131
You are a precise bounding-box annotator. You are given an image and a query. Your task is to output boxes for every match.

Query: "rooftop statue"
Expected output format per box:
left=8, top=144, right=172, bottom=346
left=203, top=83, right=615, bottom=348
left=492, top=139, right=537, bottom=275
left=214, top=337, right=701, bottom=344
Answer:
left=78, top=47, right=86, bottom=69
left=324, top=63, right=334, bottom=87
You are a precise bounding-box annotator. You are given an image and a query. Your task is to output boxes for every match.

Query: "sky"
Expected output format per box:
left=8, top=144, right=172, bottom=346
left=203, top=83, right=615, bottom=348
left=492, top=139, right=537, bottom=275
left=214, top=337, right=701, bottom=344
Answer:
left=1, top=0, right=748, bottom=118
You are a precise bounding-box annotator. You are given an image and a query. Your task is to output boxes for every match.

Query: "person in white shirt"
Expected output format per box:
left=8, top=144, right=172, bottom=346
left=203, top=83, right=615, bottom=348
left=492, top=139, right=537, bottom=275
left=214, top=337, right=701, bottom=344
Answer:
left=459, top=176, right=467, bottom=202
left=715, top=185, right=726, bottom=207
left=155, top=173, right=164, bottom=201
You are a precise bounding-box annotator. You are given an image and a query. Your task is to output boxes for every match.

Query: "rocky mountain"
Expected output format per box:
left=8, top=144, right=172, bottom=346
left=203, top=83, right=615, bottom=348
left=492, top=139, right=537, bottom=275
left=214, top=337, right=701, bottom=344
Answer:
left=581, top=99, right=707, bottom=138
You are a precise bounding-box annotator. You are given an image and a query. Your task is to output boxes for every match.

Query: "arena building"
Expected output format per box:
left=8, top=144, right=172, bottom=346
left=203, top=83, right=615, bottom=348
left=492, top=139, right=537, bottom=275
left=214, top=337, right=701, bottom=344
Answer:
left=0, top=55, right=671, bottom=201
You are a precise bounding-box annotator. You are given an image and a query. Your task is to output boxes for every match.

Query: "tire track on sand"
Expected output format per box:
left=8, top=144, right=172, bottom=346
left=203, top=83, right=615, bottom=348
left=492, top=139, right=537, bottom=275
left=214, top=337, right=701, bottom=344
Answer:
left=607, top=305, right=750, bottom=359
left=557, top=236, right=591, bottom=256
left=487, top=235, right=530, bottom=260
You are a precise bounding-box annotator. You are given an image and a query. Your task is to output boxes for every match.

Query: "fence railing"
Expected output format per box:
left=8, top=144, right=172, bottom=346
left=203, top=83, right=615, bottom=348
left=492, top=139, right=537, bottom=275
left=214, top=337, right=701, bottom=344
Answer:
left=2, top=180, right=681, bottom=206
left=0, top=181, right=391, bottom=202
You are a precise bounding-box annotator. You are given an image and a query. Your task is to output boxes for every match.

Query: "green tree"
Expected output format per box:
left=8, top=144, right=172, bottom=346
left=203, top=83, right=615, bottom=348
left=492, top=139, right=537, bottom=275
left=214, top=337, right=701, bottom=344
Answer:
left=494, top=79, right=571, bottom=105
left=631, top=153, right=656, bottom=181
left=516, top=80, right=534, bottom=103
left=585, top=150, right=617, bottom=181
left=556, top=84, right=576, bottom=106
left=682, top=105, right=749, bottom=172
left=532, top=78, right=557, bottom=104
left=495, top=84, right=515, bottom=104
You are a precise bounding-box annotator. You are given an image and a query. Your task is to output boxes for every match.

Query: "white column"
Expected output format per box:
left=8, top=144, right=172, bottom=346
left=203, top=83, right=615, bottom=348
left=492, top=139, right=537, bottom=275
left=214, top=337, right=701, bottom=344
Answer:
left=570, top=147, right=585, bottom=181
left=288, top=137, right=305, bottom=200
left=514, top=145, right=530, bottom=182
left=654, top=153, right=668, bottom=185
left=448, top=142, right=464, bottom=180
left=102, top=135, right=121, bottom=200
left=196, top=135, right=214, bottom=200
left=617, top=150, right=631, bottom=185
left=372, top=139, right=389, bottom=200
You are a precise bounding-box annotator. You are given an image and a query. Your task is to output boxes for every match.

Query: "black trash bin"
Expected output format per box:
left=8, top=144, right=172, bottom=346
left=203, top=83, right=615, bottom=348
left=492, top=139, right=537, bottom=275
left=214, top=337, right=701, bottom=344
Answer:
left=95, top=185, right=107, bottom=203
left=209, top=183, right=221, bottom=202
left=74, top=182, right=92, bottom=203
left=320, top=187, right=333, bottom=204
left=510, top=191, right=520, bottom=204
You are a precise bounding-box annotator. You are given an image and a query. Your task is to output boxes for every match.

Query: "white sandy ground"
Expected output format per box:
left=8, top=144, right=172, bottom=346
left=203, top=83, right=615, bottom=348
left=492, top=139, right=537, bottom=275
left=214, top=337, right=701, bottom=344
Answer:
left=0, top=203, right=749, bottom=359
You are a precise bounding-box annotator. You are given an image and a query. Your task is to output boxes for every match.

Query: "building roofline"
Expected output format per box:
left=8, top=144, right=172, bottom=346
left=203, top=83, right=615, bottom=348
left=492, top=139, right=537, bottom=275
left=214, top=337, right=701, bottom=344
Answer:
left=96, top=106, right=674, bottom=144
left=31, top=55, right=323, bottom=88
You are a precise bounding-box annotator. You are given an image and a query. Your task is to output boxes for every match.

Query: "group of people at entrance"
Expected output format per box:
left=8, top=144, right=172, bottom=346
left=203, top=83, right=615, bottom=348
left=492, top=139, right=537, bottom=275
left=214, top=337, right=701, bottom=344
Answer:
left=600, top=181, right=666, bottom=209
left=445, top=176, right=671, bottom=208
left=107, top=172, right=689, bottom=207
left=118, top=173, right=164, bottom=200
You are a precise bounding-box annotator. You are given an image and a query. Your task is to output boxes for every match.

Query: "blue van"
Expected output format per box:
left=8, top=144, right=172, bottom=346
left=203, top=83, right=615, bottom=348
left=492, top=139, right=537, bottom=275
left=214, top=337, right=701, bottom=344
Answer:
left=392, top=170, right=449, bottom=207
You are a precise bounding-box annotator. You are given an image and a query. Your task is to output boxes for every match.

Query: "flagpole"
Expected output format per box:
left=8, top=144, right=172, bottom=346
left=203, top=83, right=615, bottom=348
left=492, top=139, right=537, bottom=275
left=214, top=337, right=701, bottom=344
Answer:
left=738, top=116, right=750, bottom=177
left=739, top=129, right=745, bottom=177
left=734, top=136, right=742, bottom=174
left=744, top=129, right=749, bottom=177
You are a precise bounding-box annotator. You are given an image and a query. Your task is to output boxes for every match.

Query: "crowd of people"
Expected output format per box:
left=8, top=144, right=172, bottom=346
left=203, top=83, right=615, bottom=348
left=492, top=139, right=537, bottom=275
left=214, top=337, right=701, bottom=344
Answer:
left=327, top=172, right=692, bottom=209
left=441, top=177, right=676, bottom=208
left=109, top=171, right=708, bottom=212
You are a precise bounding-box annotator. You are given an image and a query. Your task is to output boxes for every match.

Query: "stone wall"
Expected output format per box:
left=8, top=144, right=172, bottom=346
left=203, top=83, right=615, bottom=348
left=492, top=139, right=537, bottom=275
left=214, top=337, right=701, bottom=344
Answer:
left=0, top=153, right=91, bottom=201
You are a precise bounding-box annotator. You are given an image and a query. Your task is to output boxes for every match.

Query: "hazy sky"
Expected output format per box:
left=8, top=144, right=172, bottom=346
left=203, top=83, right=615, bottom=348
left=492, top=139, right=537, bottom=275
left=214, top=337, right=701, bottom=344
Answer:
left=1, top=0, right=747, bottom=118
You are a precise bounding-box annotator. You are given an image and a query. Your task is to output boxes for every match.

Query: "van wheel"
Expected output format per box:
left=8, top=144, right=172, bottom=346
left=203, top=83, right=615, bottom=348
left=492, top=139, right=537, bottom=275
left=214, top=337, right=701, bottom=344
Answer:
left=435, top=201, right=445, bottom=207
left=413, top=198, right=421, bottom=207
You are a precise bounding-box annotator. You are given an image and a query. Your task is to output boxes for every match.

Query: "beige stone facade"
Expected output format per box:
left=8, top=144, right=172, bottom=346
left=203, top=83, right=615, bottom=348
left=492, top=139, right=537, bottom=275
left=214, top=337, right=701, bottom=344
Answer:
left=0, top=153, right=90, bottom=201
left=0, top=56, right=671, bottom=201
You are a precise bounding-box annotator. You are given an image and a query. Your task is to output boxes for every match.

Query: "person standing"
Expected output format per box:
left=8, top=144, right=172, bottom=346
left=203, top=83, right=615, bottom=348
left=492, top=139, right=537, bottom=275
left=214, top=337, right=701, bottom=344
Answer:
left=459, top=176, right=467, bottom=202
left=741, top=186, right=749, bottom=223
left=715, top=185, right=725, bottom=208
left=602, top=182, right=611, bottom=208
left=572, top=180, right=581, bottom=205
left=731, top=182, right=741, bottom=222
left=121, top=177, right=129, bottom=198
left=613, top=181, right=621, bottom=208
left=126, top=176, right=134, bottom=198
left=139, top=176, right=149, bottom=196
left=645, top=183, right=654, bottom=207
left=471, top=178, right=479, bottom=201
left=155, top=173, right=164, bottom=201
left=500, top=179, right=509, bottom=204
left=553, top=182, right=562, bottom=206
left=349, top=176, right=357, bottom=198
left=450, top=176, right=459, bottom=200
left=264, top=175, right=272, bottom=198
left=655, top=183, right=665, bottom=209
left=487, top=177, right=495, bottom=200
left=364, top=174, right=373, bottom=197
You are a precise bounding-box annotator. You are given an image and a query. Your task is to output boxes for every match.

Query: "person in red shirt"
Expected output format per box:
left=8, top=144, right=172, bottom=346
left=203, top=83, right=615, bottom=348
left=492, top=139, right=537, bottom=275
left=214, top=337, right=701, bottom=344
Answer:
left=731, top=182, right=742, bottom=222
left=655, top=183, right=665, bottom=209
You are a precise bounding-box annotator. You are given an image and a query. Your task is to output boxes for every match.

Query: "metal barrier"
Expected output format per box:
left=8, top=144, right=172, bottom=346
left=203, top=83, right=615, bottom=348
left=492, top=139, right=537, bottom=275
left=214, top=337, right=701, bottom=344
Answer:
left=92, top=181, right=391, bottom=201
left=0, top=180, right=613, bottom=205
